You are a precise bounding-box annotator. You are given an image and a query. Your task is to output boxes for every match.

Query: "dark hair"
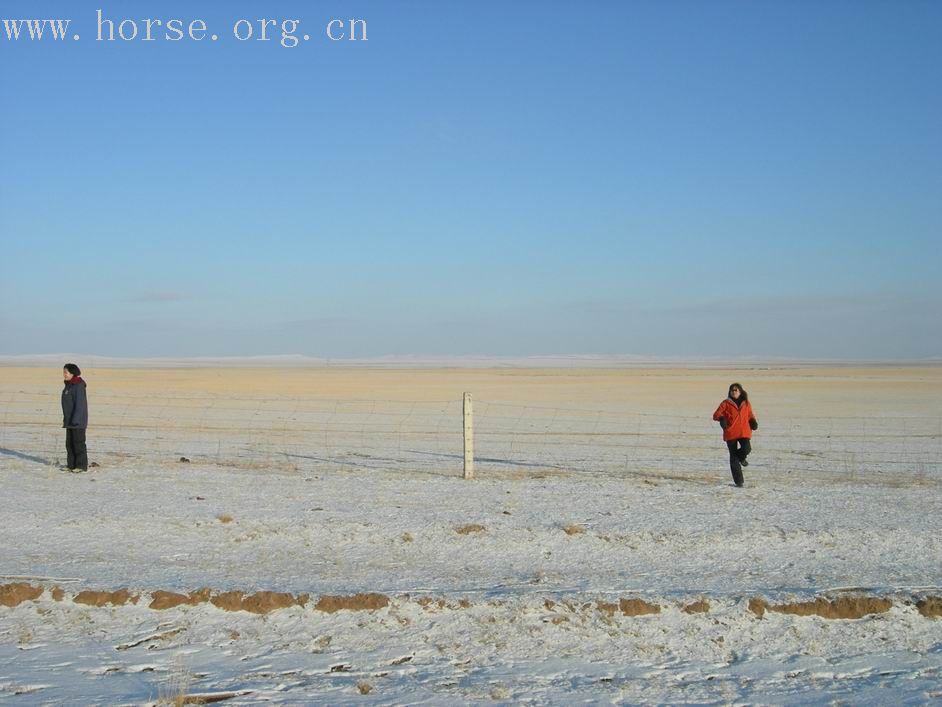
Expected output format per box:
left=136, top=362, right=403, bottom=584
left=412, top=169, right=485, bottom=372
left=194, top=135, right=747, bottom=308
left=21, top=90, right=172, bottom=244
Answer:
left=64, top=363, right=81, bottom=376
left=728, top=382, right=748, bottom=402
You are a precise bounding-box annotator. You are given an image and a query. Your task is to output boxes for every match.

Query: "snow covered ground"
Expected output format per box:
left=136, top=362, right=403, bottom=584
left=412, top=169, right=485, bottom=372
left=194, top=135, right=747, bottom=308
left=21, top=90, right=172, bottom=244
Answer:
left=2, top=365, right=941, bottom=703
left=2, top=457, right=941, bottom=704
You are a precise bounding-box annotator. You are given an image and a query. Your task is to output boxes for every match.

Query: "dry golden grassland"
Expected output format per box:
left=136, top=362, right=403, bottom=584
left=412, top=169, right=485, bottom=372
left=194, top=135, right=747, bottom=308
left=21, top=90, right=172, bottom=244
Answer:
left=2, top=365, right=940, bottom=418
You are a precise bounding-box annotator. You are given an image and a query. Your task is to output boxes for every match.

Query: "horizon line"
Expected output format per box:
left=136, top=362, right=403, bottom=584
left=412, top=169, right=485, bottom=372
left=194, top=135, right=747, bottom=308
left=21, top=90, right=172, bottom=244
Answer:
left=2, top=353, right=940, bottom=370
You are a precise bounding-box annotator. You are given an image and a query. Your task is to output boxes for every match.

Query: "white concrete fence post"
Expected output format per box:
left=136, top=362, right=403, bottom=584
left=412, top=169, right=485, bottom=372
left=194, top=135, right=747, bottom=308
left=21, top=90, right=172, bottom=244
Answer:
left=463, top=392, right=474, bottom=479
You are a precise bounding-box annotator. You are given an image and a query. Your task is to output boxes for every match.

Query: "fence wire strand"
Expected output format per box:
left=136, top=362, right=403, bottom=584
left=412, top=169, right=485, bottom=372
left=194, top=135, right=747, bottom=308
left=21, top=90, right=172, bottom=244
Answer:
left=0, top=391, right=939, bottom=482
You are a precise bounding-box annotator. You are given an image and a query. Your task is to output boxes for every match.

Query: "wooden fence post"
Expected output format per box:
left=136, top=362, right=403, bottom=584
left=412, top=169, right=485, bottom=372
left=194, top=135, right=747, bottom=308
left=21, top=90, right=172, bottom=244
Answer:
left=463, top=392, right=474, bottom=479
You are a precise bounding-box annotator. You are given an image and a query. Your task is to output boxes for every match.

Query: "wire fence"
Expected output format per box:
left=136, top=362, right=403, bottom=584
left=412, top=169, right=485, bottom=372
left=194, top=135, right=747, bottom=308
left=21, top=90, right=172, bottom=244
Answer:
left=1, top=391, right=940, bottom=483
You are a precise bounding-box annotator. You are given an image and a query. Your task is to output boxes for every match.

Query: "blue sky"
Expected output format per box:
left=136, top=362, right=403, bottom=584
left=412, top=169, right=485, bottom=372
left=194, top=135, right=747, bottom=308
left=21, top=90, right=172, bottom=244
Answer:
left=2, top=1, right=940, bottom=358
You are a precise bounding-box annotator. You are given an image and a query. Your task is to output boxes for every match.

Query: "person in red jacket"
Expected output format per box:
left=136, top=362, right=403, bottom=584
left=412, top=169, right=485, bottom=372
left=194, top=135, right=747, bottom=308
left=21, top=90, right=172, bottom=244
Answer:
left=712, top=382, right=758, bottom=487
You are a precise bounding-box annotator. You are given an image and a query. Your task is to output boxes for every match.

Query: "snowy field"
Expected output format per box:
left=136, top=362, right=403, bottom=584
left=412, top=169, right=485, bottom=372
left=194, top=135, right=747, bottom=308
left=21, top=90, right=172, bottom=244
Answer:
left=1, top=364, right=941, bottom=704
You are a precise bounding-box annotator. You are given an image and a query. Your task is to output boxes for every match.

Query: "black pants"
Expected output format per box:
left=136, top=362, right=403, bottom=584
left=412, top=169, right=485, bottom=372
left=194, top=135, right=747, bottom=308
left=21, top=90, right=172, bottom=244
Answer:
left=726, top=438, right=751, bottom=486
left=66, top=428, right=88, bottom=470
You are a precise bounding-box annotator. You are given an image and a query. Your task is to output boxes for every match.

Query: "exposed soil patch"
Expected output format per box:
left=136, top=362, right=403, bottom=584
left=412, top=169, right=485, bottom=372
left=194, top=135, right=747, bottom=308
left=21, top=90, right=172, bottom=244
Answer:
left=777, top=597, right=892, bottom=619
left=5, top=583, right=918, bottom=624
left=73, top=589, right=135, bottom=607
left=916, top=596, right=942, bottom=618
left=682, top=599, right=711, bottom=614
left=189, top=587, right=212, bottom=603
left=596, top=598, right=660, bottom=617
left=416, top=597, right=446, bottom=610
left=149, top=588, right=211, bottom=610
left=150, top=589, right=306, bottom=614
left=0, top=582, right=43, bottom=607
left=749, top=598, right=770, bottom=617
left=596, top=600, right=618, bottom=616
left=242, top=591, right=299, bottom=614
left=750, top=596, right=892, bottom=619
left=619, top=598, right=661, bottom=616
left=149, top=591, right=189, bottom=610
left=455, top=524, right=486, bottom=535
left=210, top=591, right=245, bottom=612
left=315, top=593, right=390, bottom=613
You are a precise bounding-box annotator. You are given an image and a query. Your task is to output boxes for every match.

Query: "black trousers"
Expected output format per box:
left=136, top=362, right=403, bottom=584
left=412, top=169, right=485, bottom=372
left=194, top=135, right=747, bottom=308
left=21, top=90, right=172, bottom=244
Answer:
left=66, top=428, right=88, bottom=470
left=726, top=438, right=751, bottom=486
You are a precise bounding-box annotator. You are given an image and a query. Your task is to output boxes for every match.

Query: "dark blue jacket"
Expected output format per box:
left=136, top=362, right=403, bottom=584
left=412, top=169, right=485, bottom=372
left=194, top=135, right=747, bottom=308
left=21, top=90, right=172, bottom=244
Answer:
left=62, top=379, right=88, bottom=429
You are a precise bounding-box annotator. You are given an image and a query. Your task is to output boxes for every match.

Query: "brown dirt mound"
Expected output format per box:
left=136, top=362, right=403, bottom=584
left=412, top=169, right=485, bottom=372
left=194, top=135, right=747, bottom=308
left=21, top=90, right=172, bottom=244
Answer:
left=751, top=596, right=892, bottom=619
left=206, top=590, right=307, bottom=614
left=0, top=583, right=43, bottom=608
left=149, top=588, right=212, bottom=610
left=147, top=589, right=187, bottom=611
left=455, top=524, right=486, bottom=535
left=596, top=598, right=660, bottom=617
left=149, top=591, right=189, bottom=610
left=315, top=593, right=390, bottom=613
left=242, top=591, right=299, bottom=614
left=210, top=591, right=245, bottom=611
left=775, top=597, right=892, bottom=619
left=596, top=601, right=618, bottom=616
left=749, top=598, right=770, bottom=617
left=619, top=598, right=661, bottom=616
left=416, top=597, right=446, bottom=609
left=189, top=587, right=212, bottom=603
left=74, top=589, right=135, bottom=607
left=916, top=597, right=942, bottom=618
left=7, top=582, right=922, bottom=623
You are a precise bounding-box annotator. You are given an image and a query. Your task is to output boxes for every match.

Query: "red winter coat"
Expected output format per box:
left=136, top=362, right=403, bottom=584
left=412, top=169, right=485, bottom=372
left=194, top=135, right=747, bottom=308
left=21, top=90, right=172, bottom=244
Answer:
left=712, top=398, right=756, bottom=442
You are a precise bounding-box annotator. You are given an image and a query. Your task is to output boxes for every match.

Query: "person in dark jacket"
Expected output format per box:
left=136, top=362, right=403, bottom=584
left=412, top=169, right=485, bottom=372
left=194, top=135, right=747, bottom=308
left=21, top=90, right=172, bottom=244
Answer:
left=62, top=363, right=89, bottom=472
left=712, top=382, right=758, bottom=487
